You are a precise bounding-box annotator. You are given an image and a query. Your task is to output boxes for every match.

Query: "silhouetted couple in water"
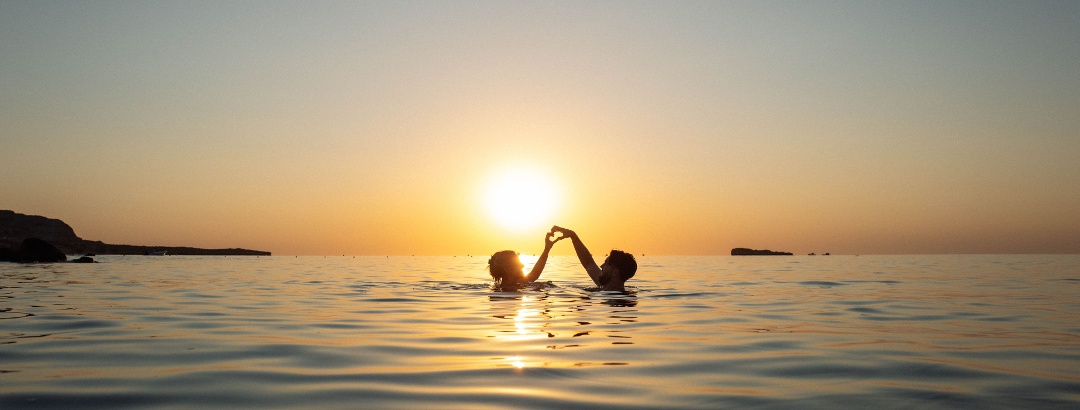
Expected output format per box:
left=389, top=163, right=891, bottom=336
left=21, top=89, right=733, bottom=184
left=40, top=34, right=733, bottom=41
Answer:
left=488, top=226, right=637, bottom=292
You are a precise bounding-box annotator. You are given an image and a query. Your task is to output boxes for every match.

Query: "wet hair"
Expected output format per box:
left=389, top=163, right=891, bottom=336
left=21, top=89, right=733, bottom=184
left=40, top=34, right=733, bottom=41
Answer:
left=487, top=250, right=523, bottom=282
left=605, top=250, right=637, bottom=282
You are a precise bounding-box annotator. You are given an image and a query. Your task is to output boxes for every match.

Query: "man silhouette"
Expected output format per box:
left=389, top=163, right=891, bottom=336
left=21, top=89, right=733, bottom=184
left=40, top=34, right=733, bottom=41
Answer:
left=551, top=226, right=637, bottom=291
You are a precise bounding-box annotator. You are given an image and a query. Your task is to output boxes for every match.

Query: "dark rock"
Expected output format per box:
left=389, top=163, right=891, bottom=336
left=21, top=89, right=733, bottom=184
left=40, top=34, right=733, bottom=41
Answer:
left=0, top=210, right=81, bottom=251
left=71, top=256, right=97, bottom=263
left=2, top=210, right=271, bottom=256
left=731, top=248, right=793, bottom=256
left=3, top=238, right=67, bottom=263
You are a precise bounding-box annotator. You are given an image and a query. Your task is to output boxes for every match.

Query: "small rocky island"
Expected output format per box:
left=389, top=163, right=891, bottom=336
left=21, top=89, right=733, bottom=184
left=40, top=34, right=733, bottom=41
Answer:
left=1, top=210, right=271, bottom=262
left=731, top=248, right=793, bottom=256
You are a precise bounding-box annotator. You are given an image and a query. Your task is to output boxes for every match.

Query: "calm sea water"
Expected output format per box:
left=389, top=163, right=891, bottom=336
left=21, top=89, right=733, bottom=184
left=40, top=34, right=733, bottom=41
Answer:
left=2, top=255, right=1078, bottom=409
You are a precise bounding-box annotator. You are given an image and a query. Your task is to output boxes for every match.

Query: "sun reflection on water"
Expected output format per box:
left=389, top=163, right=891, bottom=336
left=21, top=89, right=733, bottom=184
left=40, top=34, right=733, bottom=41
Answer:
left=507, top=356, right=526, bottom=369
left=494, top=295, right=549, bottom=342
left=486, top=289, right=640, bottom=371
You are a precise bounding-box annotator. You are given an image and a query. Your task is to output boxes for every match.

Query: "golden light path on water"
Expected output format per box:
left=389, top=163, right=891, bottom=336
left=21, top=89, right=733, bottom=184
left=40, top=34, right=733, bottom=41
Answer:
left=494, top=294, right=547, bottom=370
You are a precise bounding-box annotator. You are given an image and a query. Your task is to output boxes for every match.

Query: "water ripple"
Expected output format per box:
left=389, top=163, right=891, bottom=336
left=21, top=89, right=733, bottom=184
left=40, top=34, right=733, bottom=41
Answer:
left=2, top=255, right=1079, bottom=409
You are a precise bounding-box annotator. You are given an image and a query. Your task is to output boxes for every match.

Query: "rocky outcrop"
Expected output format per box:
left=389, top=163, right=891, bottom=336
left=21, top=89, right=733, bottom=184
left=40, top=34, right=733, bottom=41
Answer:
left=77, top=242, right=271, bottom=256
left=1, top=210, right=271, bottom=257
left=0, top=210, right=81, bottom=250
left=0, top=238, right=67, bottom=263
left=731, top=248, right=793, bottom=256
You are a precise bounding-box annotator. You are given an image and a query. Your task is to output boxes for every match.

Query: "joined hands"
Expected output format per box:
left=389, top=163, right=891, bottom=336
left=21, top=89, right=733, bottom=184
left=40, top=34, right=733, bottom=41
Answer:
left=545, top=230, right=565, bottom=248
left=545, top=226, right=576, bottom=248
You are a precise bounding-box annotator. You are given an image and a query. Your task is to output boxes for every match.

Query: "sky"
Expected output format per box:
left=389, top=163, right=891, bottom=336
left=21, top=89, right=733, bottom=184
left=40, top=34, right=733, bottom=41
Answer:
left=2, top=0, right=1078, bottom=256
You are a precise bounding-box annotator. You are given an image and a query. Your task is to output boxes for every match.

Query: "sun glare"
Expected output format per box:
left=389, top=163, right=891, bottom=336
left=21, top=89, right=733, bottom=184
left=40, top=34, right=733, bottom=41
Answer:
left=482, top=169, right=559, bottom=231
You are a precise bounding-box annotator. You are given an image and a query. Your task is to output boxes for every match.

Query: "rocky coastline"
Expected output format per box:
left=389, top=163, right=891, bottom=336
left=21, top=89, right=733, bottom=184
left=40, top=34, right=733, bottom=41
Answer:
left=731, top=247, right=793, bottom=256
left=1, top=210, right=271, bottom=262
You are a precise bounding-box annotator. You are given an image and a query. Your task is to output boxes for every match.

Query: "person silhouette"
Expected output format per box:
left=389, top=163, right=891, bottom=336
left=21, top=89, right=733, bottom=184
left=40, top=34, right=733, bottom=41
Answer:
left=487, top=229, right=564, bottom=290
left=551, top=226, right=637, bottom=291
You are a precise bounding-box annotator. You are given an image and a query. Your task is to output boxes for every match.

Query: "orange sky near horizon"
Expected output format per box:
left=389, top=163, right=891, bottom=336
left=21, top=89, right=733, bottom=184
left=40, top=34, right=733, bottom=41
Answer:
left=2, top=2, right=1078, bottom=256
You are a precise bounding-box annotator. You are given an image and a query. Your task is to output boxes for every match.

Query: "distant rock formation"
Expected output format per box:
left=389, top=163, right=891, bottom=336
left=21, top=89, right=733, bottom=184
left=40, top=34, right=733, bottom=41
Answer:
left=731, top=248, right=793, bottom=256
left=71, top=256, right=97, bottom=263
left=1, top=210, right=81, bottom=250
left=0, top=238, right=68, bottom=263
left=1, top=210, right=271, bottom=257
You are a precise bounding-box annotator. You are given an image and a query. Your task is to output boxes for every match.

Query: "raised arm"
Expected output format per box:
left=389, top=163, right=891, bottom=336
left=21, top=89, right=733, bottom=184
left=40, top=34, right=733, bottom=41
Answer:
left=525, top=230, right=562, bottom=282
left=552, top=226, right=604, bottom=286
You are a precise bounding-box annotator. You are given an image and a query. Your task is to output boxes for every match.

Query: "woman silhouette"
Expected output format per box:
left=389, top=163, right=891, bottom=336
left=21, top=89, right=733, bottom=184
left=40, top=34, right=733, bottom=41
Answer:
left=487, top=229, right=564, bottom=290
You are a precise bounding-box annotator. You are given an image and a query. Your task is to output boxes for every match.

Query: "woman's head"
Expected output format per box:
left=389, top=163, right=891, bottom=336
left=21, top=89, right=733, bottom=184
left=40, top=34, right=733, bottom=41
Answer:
left=488, top=250, right=524, bottom=283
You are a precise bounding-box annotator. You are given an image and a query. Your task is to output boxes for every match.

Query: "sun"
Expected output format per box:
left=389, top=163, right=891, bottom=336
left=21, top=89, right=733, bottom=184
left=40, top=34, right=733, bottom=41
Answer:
left=482, top=169, right=560, bottom=231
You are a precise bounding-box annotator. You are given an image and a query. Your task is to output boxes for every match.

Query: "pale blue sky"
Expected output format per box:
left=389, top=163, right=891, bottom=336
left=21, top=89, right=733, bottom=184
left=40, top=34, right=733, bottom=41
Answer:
left=2, top=1, right=1078, bottom=254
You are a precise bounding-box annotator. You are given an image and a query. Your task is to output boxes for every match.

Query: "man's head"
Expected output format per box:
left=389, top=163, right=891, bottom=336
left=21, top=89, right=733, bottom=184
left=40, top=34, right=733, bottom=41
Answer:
left=601, top=250, right=637, bottom=283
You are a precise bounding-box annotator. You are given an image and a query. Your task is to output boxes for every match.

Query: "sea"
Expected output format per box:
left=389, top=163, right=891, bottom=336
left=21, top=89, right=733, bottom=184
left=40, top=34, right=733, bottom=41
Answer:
left=2, top=255, right=1078, bottom=409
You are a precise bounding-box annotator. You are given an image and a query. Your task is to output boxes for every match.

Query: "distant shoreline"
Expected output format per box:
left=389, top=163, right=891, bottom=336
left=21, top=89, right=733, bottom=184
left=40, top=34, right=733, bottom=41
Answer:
left=76, top=242, right=271, bottom=256
left=731, top=248, right=793, bottom=256
left=1, top=210, right=270, bottom=256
